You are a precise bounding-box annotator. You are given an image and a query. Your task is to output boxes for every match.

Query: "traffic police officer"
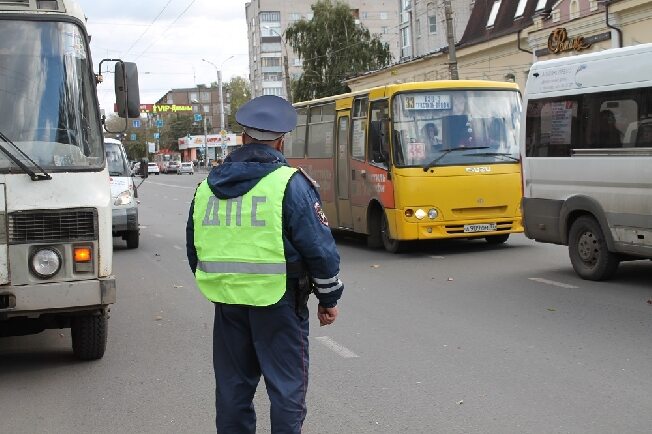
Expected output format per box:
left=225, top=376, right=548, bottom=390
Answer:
left=186, top=95, right=343, bottom=433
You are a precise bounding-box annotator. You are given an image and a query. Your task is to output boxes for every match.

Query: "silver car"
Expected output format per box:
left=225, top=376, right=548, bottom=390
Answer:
left=178, top=162, right=194, bottom=175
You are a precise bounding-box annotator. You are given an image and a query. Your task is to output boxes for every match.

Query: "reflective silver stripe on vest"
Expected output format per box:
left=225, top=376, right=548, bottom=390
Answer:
left=198, top=261, right=286, bottom=274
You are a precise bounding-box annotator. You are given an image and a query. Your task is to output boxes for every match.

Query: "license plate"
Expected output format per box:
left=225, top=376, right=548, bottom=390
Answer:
left=463, top=223, right=497, bottom=233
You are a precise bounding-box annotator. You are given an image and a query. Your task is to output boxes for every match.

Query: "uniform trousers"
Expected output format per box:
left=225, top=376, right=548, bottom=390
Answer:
left=212, top=289, right=310, bottom=434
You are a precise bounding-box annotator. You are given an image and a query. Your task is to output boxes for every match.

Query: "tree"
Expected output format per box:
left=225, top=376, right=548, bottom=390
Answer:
left=286, top=0, right=392, bottom=101
left=224, top=76, right=252, bottom=133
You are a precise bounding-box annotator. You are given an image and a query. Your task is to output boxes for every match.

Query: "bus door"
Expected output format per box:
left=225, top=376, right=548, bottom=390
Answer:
left=336, top=111, right=353, bottom=228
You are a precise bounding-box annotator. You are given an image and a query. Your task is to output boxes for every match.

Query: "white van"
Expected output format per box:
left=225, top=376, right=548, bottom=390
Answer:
left=521, top=44, right=652, bottom=280
left=105, top=138, right=139, bottom=248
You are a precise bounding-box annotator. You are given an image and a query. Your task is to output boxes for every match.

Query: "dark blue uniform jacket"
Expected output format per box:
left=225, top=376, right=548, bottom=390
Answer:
left=186, top=144, right=343, bottom=308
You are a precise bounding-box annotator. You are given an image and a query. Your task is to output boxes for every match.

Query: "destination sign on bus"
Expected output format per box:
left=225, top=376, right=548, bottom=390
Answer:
left=404, top=94, right=451, bottom=110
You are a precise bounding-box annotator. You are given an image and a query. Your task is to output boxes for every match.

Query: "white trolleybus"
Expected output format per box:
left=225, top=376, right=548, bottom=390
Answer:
left=0, top=0, right=140, bottom=359
left=522, top=44, right=652, bottom=281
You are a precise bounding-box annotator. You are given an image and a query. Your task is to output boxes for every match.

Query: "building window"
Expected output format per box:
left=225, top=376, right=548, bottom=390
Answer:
left=400, top=27, right=411, bottom=59
left=569, top=0, right=580, bottom=19
left=535, top=0, right=546, bottom=10
left=203, top=105, right=210, bottom=114
left=260, top=11, right=280, bottom=22
left=380, top=11, right=388, bottom=20
left=487, top=1, right=501, bottom=27
left=288, top=12, right=301, bottom=21
left=514, top=0, right=527, bottom=18
left=361, top=11, right=368, bottom=19
left=261, top=57, right=281, bottom=67
left=192, top=105, right=199, bottom=113
left=590, top=0, right=598, bottom=11
left=200, top=91, right=210, bottom=103
left=306, top=12, right=314, bottom=20
left=263, top=72, right=282, bottom=81
left=382, top=26, right=388, bottom=34
left=552, top=9, right=561, bottom=22
left=416, top=18, right=421, bottom=37
left=189, top=92, right=198, bottom=102
left=263, top=87, right=283, bottom=96
left=293, top=58, right=302, bottom=67
left=428, top=15, right=437, bottom=33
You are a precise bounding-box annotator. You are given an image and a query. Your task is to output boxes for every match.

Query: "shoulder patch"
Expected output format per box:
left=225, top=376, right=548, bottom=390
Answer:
left=314, top=201, right=329, bottom=226
left=298, top=167, right=320, bottom=189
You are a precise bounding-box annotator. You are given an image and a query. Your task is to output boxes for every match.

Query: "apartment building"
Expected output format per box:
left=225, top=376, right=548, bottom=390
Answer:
left=245, top=0, right=401, bottom=100
left=398, top=0, right=473, bottom=61
left=156, top=86, right=230, bottom=131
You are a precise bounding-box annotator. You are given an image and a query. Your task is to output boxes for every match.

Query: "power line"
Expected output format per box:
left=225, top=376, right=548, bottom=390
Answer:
left=134, top=0, right=199, bottom=61
left=125, top=0, right=175, bottom=55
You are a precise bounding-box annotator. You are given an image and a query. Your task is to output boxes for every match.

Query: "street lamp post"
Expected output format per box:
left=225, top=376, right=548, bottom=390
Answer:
left=202, top=56, right=234, bottom=134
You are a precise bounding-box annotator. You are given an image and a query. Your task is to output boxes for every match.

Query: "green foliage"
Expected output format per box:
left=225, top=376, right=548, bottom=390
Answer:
left=224, top=76, right=252, bottom=133
left=285, top=0, right=392, bottom=101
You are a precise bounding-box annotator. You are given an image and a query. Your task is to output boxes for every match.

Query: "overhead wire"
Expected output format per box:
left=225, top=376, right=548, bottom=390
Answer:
left=125, top=0, right=175, bottom=55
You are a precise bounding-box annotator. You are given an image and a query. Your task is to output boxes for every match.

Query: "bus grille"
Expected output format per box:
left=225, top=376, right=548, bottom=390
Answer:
left=8, top=208, right=98, bottom=244
left=444, top=221, right=513, bottom=235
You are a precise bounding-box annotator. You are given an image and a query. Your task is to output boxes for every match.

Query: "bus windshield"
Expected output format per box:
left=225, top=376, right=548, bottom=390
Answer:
left=392, top=90, right=521, bottom=167
left=0, top=20, right=103, bottom=172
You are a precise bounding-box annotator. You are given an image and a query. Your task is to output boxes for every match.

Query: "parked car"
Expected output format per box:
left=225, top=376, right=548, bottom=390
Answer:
left=178, top=162, right=194, bottom=175
left=147, top=162, right=160, bottom=175
left=166, top=161, right=180, bottom=174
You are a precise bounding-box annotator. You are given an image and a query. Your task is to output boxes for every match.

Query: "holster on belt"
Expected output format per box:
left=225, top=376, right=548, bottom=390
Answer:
left=288, top=262, right=312, bottom=316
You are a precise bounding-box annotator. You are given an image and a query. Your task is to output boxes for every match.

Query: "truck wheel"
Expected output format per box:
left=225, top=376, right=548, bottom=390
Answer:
left=126, top=230, right=139, bottom=249
left=568, top=216, right=619, bottom=281
left=71, top=314, right=108, bottom=360
left=485, top=234, right=509, bottom=244
left=381, top=212, right=404, bottom=253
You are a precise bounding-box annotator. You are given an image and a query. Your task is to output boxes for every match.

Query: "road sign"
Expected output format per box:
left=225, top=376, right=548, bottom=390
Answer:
left=130, top=133, right=137, bottom=141
left=156, top=119, right=164, bottom=128
left=153, top=132, right=160, bottom=139
left=194, top=113, right=202, bottom=122
left=132, top=119, right=141, bottom=128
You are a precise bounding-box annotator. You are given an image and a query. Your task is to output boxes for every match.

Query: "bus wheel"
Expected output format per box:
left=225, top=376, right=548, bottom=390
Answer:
left=71, top=313, right=108, bottom=360
left=366, top=209, right=383, bottom=249
left=381, top=213, right=403, bottom=253
left=568, top=216, right=619, bottom=281
left=485, top=234, right=509, bottom=244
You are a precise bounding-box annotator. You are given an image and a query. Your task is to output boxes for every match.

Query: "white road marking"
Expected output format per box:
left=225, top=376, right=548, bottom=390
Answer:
left=146, top=180, right=197, bottom=189
left=173, top=245, right=182, bottom=250
left=528, top=277, right=578, bottom=289
left=154, top=234, right=164, bottom=238
left=314, top=336, right=359, bottom=358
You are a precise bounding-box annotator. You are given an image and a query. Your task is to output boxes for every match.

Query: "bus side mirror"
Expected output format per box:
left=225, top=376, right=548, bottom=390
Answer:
left=139, top=159, right=149, bottom=178
left=115, top=61, right=141, bottom=119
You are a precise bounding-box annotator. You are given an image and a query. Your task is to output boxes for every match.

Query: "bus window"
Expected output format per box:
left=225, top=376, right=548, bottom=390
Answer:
left=368, top=100, right=389, bottom=167
left=285, top=106, right=308, bottom=158
left=307, top=103, right=336, bottom=158
left=351, top=96, right=368, bottom=160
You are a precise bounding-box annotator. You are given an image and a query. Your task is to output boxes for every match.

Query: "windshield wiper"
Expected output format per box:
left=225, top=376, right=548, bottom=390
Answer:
left=0, top=129, right=51, bottom=181
left=422, top=146, right=489, bottom=172
left=464, top=152, right=520, bottom=162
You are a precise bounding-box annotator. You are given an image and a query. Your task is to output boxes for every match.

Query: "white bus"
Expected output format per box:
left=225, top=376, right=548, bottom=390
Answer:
left=0, top=0, right=140, bottom=359
left=522, top=44, right=652, bottom=281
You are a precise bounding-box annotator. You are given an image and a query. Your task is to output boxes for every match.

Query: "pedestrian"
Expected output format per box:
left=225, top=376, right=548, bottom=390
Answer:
left=186, top=95, right=343, bottom=433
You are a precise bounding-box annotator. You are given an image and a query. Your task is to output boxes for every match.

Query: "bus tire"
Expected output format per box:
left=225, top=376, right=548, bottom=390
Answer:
left=367, top=209, right=383, bottom=249
left=71, top=314, right=108, bottom=361
left=126, top=230, right=139, bottom=249
left=381, top=212, right=404, bottom=253
left=485, top=234, right=509, bottom=244
left=568, top=216, right=619, bottom=281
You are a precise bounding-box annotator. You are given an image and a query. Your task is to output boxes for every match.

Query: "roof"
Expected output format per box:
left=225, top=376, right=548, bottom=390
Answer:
left=460, top=0, right=557, bottom=47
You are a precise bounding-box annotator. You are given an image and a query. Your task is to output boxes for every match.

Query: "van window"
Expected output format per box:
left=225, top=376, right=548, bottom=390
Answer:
left=105, top=142, right=130, bottom=176
left=526, top=87, right=650, bottom=157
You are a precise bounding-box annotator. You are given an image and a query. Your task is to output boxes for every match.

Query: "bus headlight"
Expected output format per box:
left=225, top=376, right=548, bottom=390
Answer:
left=31, top=248, right=61, bottom=279
left=114, top=190, right=133, bottom=206
left=415, top=209, right=427, bottom=220
left=428, top=208, right=438, bottom=219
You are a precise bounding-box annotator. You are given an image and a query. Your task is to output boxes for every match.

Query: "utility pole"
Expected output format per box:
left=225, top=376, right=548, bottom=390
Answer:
left=443, top=0, right=459, bottom=80
left=203, top=115, right=208, bottom=168
left=283, top=54, right=292, bottom=102
left=217, top=69, right=225, bottom=132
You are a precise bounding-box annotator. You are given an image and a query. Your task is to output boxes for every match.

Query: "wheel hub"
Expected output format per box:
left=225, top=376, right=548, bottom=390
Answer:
left=577, top=231, right=598, bottom=264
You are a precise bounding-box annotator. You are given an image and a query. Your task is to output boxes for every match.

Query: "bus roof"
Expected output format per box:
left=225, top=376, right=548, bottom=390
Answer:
left=0, top=0, right=86, bottom=26
left=293, top=80, right=520, bottom=109
left=526, top=43, right=652, bottom=98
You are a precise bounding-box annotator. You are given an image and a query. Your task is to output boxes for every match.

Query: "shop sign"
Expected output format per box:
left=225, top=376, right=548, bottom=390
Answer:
left=548, top=28, right=591, bottom=54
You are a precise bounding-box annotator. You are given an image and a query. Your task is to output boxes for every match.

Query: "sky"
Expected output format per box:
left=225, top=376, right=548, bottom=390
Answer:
left=77, top=0, right=251, bottom=113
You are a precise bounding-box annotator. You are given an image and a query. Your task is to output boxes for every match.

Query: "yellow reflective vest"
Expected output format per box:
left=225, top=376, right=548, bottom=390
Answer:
left=192, top=166, right=297, bottom=306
